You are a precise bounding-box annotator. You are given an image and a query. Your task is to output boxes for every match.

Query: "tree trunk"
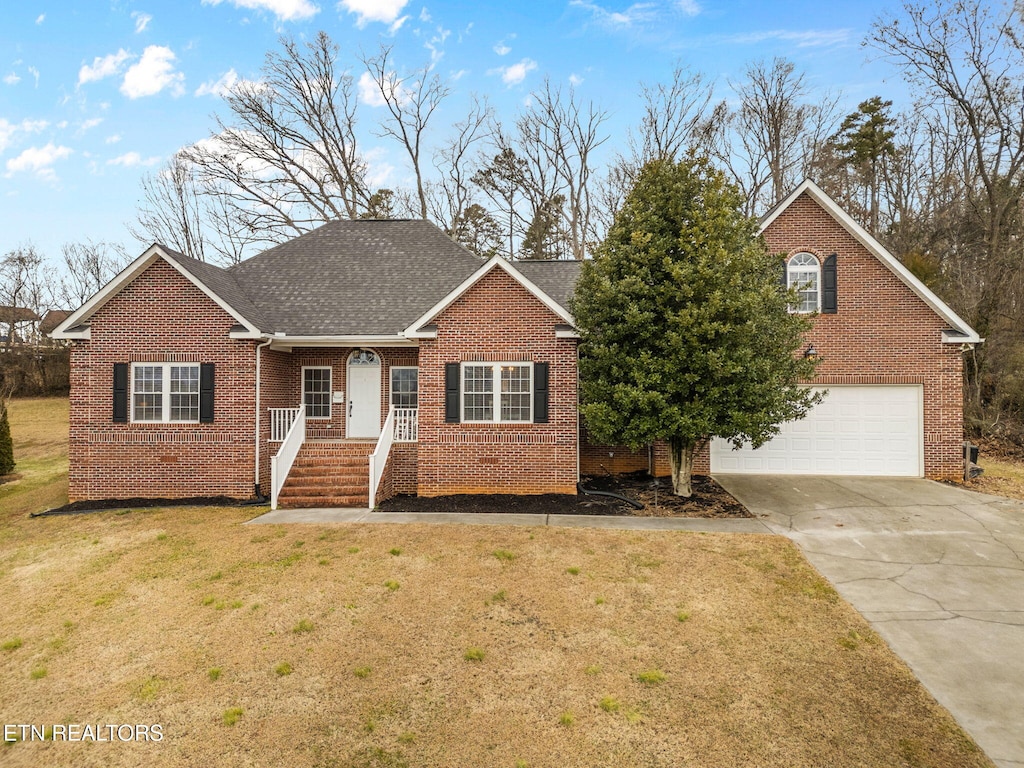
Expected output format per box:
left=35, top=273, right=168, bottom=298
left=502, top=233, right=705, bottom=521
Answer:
left=668, top=438, right=696, bottom=497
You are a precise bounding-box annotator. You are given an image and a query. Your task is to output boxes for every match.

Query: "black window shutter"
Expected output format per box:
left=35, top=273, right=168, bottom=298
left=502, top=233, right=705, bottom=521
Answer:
left=200, top=363, right=215, bottom=423
left=444, top=363, right=460, bottom=423
left=533, top=362, right=549, bottom=423
left=779, top=257, right=788, bottom=289
left=822, top=253, right=838, bottom=314
left=113, top=363, right=128, bottom=423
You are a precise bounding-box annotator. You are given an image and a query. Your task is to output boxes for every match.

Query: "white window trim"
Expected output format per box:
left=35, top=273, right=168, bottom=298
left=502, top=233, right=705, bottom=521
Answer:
left=461, top=361, right=533, bottom=424
left=302, top=365, right=333, bottom=421
left=130, top=362, right=200, bottom=424
left=787, top=252, right=821, bottom=314
left=390, top=366, right=419, bottom=408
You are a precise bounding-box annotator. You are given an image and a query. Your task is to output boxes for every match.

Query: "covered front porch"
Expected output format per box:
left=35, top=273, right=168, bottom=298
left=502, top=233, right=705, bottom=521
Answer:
left=258, top=344, right=420, bottom=509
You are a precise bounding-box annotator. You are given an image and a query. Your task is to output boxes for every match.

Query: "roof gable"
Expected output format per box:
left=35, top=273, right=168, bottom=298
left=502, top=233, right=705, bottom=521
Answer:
left=762, top=180, right=980, bottom=343
left=50, top=245, right=263, bottom=340
left=403, top=256, right=575, bottom=337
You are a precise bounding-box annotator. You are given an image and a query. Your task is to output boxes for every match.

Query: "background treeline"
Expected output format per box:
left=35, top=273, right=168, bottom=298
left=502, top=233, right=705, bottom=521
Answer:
left=3, top=0, right=1023, bottom=439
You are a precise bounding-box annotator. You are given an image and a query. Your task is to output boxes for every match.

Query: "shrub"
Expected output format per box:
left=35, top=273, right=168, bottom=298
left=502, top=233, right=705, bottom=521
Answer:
left=0, top=403, right=14, bottom=475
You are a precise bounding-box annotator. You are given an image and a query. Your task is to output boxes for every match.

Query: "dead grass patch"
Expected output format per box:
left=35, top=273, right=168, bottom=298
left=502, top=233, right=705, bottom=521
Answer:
left=0, top=396, right=995, bottom=767
left=0, top=507, right=994, bottom=767
left=967, top=453, right=1024, bottom=501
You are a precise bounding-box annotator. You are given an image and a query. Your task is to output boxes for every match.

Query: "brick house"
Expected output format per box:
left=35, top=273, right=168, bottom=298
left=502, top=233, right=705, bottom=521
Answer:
left=52, top=180, right=979, bottom=507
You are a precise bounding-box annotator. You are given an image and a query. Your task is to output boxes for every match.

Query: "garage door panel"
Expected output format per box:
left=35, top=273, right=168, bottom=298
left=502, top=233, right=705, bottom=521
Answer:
left=711, top=386, right=922, bottom=477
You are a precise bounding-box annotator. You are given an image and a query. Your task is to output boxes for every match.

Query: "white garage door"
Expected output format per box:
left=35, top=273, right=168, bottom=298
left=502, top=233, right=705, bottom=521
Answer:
left=710, top=386, right=923, bottom=476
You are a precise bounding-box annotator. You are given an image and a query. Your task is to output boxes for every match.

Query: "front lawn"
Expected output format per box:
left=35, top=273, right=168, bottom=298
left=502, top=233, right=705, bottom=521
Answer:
left=0, top=399, right=993, bottom=767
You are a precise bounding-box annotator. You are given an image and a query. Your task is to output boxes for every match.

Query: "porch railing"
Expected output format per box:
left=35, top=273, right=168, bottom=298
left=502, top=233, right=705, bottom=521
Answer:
left=368, top=406, right=396, bottom=509
left=269, top=407, right=301, bottom=442
left=271, top=407, right=305, bottom=510
left=394, top=407, right=418, bottom=442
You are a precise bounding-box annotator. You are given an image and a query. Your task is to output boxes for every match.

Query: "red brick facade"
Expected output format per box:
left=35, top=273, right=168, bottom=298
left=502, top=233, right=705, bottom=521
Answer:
left=68, top=260, right=257, bottom=501
left=581, top=191, right=967, bottom=482
left=66, top=194, right=969, bottom=503
left=757, top=192, right=965, bottom=481
left=416, top=267, right=579, bottom=496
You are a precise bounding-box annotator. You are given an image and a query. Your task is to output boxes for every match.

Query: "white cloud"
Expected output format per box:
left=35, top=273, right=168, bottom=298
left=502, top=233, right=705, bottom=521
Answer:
left=490, top=58, right=537, bottom=86
left=132, top=11, right=153, bottom=33
left=569, top=0, right=658, bottom=28
left=677, top=0, right=700, bottom=16
left=195, top=68, right=240, bottom=97
left=121, top=46, right=185, bottom=99
left=388, top=15, right=409, bottom=34
left=418, top=7, right=430, bottom=22
left=723, top=28, right=852, bottom=47
left=3, top=73, right=20, bottom=85
left=35, top=14, right=45, bottom=24
left=202, top=0, right=318, bottom=21
left=493, top=42, right=511, bottom=56
left=28, top=67, right=40, bottom=88
left=105, top=134, right=122, bottom=144
left=0, top=118, right=49, bottom=153
left=80, top=117, right=104, bottom=131
left=79, top=49, right=133, bottom=85
left=108, top=151, right=160, bottom=167
left=339, top=0, right=409, bottom=28
left=569, top=73, right=584, bottom=86
left=5, top=143, right=73, bottom=180
left=424, top=25, right=450, bottom=65
left=357, top=70, right=409, bottom=107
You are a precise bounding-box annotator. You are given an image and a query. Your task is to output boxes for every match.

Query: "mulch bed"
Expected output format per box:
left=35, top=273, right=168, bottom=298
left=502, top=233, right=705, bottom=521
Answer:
left=379, top=472, right=751, bottom=518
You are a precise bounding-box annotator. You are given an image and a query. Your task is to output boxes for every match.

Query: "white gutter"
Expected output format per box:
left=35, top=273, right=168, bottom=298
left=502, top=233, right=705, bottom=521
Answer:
left=254, top=336, right=273, bottom=497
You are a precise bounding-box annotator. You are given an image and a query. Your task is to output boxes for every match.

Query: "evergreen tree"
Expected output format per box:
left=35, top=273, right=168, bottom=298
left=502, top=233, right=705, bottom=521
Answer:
left=571, top=157, right=820, bottom=496
left=519, top=194, right=567, bottom=260
left=832, top=96, right=896, bottom=233
left=0, top=402, right=14, bottom=476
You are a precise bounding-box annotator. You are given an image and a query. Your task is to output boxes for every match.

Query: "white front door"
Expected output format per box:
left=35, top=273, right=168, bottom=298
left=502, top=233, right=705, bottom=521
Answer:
left=710, top=385, right=923, bottom=476
left=347, top=351, right=381, bottom=438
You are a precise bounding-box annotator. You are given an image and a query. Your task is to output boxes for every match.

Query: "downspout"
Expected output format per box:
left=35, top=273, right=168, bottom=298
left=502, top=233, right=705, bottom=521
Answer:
left=254, top=336, right=273, bottom=499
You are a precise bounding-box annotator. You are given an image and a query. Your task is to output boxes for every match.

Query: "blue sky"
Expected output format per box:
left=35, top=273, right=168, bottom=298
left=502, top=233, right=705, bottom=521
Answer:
left=1, top=0, right=909, bottom=267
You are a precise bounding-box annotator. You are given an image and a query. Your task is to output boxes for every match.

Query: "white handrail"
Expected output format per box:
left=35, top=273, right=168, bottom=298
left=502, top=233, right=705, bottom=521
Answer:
left=271, top=407, right=306, bottom=510
left=368, top=406, right=396, bottom=509
left=269, top=407, right=301, bottom=442
left=394, top=407, right=418, bottom=442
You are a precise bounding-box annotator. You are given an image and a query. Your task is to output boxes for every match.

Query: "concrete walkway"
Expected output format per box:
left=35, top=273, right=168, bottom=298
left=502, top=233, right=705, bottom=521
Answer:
left=716, top=475, right=1024, bottom=768
left=246, top=506, right=771, bottom=533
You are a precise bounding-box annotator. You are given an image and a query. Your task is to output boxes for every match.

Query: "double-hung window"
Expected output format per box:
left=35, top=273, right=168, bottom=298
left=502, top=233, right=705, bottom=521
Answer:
left=132, top=363, right=200, bottom=423
left=787, top=253, right=820, bottom=313
left=462, top=362, right=532, bottom=423
left=390, top=367, right=418, bottom=408
left=303, top=367, right=332, bottom=419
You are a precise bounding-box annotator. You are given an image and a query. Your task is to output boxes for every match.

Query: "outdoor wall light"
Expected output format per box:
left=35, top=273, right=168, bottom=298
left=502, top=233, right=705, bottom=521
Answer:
left=803, top=344, right=818, bottom=359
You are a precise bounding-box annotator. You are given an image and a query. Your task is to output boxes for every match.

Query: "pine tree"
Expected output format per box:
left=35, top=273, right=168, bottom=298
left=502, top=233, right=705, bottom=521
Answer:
left=571, top=157, right=820, bottom=496
left=0, top=402, right=14, bottom=476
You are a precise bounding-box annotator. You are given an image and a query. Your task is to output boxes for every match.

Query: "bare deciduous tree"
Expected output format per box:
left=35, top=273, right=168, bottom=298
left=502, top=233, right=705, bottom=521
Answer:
left=130, top=153, right=208, bottom=261
left=870, top=0, right=1024, bottom=415
left=362, top=45, right=451, bottom=220
left=184, top=32, right=371, bottom=245
left=57, top=240, right=129, bottom=309
left=712, top=58, right=839, bottom=214
left=500, top=78, right=610, bottom=259
left=428, top=95, right=492, bottom=233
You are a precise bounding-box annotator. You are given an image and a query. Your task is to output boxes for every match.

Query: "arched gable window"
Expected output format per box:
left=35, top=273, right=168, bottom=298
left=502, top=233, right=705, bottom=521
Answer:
left=787, top=252, right=820, bottom=313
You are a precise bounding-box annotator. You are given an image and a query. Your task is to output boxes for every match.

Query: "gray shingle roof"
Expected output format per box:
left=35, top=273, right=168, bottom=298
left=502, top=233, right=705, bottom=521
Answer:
left=515, top=261, right=583, bottom=314
left=228, top=220, right=486, bottom=335
left=158, top=221, right=583, bottom=336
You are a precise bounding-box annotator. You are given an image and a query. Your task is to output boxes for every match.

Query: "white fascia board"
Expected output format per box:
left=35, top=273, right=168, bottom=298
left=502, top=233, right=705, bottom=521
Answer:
left=761, top=179, right=981, bottom=344
left=50, top=244, right=263, bottom=339
left=555, top=328, right=581, bottom=338
left=401, top=256, right=576, bottom=336
left=268, top=335, right=418, bottom=350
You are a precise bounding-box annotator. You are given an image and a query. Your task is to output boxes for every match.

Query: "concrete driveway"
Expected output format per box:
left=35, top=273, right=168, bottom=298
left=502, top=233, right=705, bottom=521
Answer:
left=715, top=475, right=1024, bottom=768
